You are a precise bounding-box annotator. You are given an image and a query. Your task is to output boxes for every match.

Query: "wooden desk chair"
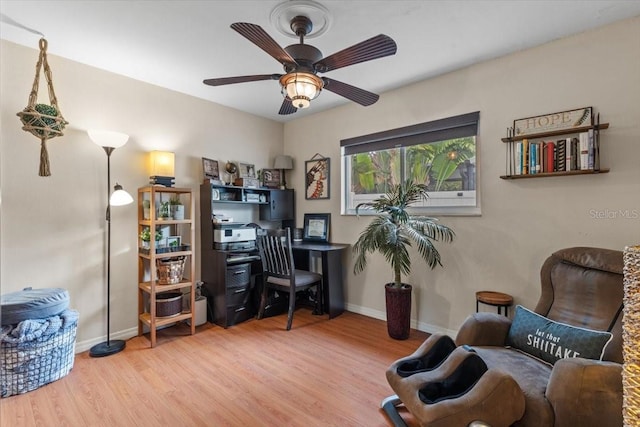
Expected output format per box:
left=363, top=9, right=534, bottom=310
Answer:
left=256, top=228, right=323, bottom=330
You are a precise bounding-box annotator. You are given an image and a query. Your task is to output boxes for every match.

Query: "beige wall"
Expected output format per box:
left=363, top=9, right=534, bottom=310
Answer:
left=0, top=40, right=283, bottom=350
left=1, top=16, right=639, bottom=349
left=285, top=16, right=640, bottom=335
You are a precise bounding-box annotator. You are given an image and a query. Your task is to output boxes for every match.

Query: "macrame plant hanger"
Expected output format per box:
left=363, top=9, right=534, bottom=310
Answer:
left=16, top=38, right=68, bottom=176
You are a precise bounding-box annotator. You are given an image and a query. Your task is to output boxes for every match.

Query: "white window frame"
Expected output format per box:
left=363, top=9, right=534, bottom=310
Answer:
left=340, top=112, right=481, bottom=216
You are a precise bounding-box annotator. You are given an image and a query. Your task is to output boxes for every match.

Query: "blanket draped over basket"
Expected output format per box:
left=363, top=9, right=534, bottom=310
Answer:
left=0, top=309, right=78, bottom=397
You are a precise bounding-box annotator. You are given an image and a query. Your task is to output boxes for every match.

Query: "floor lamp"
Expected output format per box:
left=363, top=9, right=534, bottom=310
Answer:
left=88, top=130, right=133, bottom=357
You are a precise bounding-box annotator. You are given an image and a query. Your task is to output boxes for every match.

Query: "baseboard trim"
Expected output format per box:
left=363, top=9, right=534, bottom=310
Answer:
left=75, top=308, right=457, bottom=353
left=75, top=327, right=139, bottom=354
left=345, top=303, right=457, bottom=337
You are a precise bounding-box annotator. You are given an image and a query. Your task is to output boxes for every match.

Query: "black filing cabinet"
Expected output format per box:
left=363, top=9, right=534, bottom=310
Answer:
left=202, top=250, right=260, bottom=328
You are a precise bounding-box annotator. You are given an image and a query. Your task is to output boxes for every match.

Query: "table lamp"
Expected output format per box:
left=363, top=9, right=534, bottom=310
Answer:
left=149, top=151, right=175, bottom=187
left=274, top=155, right=293, bottom=189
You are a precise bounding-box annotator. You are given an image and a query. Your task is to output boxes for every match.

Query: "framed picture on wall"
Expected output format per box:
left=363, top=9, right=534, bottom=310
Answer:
left=305, top=154, right=330, bottom=200
left=303, top=213, right=330, bottom=242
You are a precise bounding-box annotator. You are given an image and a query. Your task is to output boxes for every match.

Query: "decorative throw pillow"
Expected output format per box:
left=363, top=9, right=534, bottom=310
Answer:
left=506, top=305, right=613, bottom=365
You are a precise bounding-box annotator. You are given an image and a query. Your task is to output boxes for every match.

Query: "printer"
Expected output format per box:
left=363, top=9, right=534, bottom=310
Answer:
left=213, top=223, right=257, bottom=251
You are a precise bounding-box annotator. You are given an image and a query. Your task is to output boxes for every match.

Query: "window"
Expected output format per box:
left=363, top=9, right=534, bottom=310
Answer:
left=341, top=112, right=480, bottom=216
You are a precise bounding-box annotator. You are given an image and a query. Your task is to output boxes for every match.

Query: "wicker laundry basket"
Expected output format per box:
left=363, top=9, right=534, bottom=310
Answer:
left=1, top=309, right=78, bottom=398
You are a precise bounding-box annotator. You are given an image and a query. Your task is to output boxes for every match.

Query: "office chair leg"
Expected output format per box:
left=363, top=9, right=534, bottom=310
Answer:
left=286, top=297, right=295, bottom=330
left=312, top=281, right=323, bottom=315
left=257, top=286, right=268, bottom=320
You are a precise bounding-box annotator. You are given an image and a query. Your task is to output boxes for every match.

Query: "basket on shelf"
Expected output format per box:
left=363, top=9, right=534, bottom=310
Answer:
left=155, top=292, right=183, bottom=317
left=157, top=257, right=185, bottom=285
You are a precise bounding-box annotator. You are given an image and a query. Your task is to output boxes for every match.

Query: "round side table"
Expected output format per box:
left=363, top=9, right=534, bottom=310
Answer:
left=475, top=291, right=514, bottom=316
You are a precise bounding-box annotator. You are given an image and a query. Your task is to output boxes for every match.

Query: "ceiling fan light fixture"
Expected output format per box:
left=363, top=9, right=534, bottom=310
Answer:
left=279, top=72, right=323, bottom=109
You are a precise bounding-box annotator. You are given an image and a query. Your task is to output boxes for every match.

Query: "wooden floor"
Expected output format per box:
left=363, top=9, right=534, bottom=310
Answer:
left=1, top=310, right=428, bottom=427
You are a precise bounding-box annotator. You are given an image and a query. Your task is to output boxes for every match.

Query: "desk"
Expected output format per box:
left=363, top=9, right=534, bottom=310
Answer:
left=292, top=241, right=349, bottom=319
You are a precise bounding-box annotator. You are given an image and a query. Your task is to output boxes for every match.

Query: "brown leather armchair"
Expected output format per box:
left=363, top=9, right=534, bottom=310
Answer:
left=383, top=247, right=623, bottom=427
left=455, top=247, right=623, bottom=426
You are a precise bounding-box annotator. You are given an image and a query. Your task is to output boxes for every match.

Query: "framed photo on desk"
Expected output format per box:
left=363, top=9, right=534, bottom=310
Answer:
left=303, top=213, right=330, bottom=242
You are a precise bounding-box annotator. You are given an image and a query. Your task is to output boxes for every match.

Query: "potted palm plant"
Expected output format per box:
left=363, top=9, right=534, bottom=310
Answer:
left=353, top=179, right=455, bottom=339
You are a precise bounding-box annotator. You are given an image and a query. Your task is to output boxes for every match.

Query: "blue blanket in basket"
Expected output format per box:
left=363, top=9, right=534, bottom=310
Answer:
left=0, top=309, right=78, bottom=344
left=1, top=309, right=79, bottom=397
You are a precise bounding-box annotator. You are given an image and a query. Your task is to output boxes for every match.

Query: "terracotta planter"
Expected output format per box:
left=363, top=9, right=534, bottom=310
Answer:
left=385, top=283, right=412, bottom=340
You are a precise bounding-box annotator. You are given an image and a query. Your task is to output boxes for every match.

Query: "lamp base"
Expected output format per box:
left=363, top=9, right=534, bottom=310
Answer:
left=89, top=339, right=126, bottom=357
left=150, top=176, right=175, bottom=187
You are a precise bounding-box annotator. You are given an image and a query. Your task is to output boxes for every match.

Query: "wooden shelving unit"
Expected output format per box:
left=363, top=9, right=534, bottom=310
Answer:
left=137, top=186, right=196, bottom=347
left=500, top=122, right=609, bottom=180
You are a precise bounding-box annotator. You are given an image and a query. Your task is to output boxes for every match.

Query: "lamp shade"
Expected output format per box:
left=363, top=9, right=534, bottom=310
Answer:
left=274, top=155, right=293, bottom=170
left=279, top=72, right=323, bottom=109
left=88, top=130, right=129, bottom=148
left=149, top=151, right=175, bottom=177
left=109, top=183, right=133, bottom=206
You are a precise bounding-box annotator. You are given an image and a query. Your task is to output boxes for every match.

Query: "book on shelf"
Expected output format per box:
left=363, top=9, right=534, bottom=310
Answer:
left=544, top=141, right=555, bottom=173
left=522, top=139, right=529, bottom=175
left=579, top=132, right=589, bottom=170
left=515, top=142, right=522, bottom=175
left=556, top=139, right=566, bottom=172
left=571, top=137, right=580, bottom=170
left=587, top=129, right=595, bottom=169
left=529, top=142, right=536, bottom=174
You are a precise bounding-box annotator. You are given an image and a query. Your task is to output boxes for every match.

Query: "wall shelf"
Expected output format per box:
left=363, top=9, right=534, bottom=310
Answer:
left=501, top=118, right=609, bottom=180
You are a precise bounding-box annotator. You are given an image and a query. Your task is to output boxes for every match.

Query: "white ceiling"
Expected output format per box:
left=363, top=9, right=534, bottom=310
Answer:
left=2, top=1, right=639, bottom=123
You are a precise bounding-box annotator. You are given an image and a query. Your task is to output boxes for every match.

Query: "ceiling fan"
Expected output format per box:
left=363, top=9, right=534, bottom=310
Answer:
left=203, top=15, right=397, bottom=115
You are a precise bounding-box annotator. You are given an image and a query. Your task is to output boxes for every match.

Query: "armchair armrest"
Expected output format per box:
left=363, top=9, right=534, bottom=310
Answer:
left=455, top=313, right=512, bottom=347
left=546, top=358, right=622, bottom=427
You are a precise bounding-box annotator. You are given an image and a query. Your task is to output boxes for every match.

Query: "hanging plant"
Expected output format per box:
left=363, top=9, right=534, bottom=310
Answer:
left=16, top=38, right=68, bottom=176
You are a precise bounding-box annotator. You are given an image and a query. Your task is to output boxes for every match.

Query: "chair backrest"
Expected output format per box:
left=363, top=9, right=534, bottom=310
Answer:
left=256, top=228, right=294, bottom=280
left=535, top=246, right=624, bottom=363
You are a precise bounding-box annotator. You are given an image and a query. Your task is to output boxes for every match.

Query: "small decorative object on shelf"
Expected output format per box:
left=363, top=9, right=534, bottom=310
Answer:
left=157, top=257, right=186, bottom=285
left=262, top=169, right=281, bottom=188
left=500, top=108, right=610, bottom=180
left=169, top=195, right=184, bottom=220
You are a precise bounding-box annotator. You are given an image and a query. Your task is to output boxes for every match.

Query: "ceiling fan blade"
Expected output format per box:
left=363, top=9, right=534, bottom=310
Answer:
left=203, top=74, right=281, bottom=86
left=322, top=77, right=379, bottom=106
left=231, top=22, right=298, bottom=68
left=314, top=34, right=397, bottom=73
left=278, top=97, right=298, bottom=115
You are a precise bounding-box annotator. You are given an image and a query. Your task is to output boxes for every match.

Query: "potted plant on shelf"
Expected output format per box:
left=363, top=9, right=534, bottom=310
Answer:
left=169, top=195, right=184, bottom=220
left=139, top=227, right=163, bottom=252
left=158, top=201, right=171, bottom=220
left=353, top=179, right=455, bottom=340
left=142, top=200, right=151, bottom=220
